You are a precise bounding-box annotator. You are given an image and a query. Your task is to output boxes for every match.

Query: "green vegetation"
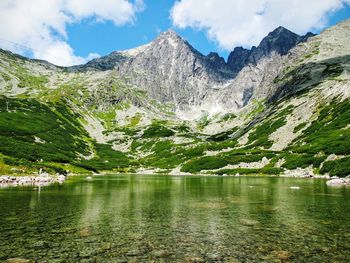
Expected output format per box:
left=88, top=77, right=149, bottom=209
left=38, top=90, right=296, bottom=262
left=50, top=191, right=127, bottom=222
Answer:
left=247, top=106, right=294, bottom=148
left=320, top=157, right=350, bottom=177
left=129, top=113, right=142, bottom=126
left=281, top=154, right=325, bottom=170
left=293, top=122, right=307, bottom=133
left=215, top=167, right=282, bottom=175
left=181, top=151, right=276, bottom=173
left=291, top=99, right=350, bottom=155
left=1, top=72, right=11, bottom=82
left=0, top=96, right=90, bottom=163
left=208, top=127, right=238, bottom=141
left=0, top=96, right=135, bottom=174
left=78, top=143, right=133, bottom=172
left=0, top=52, right=349, bottom=178
left=142, top=123, right=175, bottom=138
left=17, top=74, right=48, bottom=89
left=220, top=113, right=236, bottom=122
left=245, top=99, right=265, bottom=119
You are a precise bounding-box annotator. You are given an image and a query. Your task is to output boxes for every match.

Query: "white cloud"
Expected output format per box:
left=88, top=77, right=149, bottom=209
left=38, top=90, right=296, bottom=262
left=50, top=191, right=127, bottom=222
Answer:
left=0, top=0, right=143, bottom=66
left=171, top=0, right=350, bottom=50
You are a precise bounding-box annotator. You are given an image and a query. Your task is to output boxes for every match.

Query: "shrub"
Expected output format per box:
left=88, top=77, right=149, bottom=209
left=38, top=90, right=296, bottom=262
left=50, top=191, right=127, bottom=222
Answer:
left=320, top=157, right=350, bottom=177
left=181, top=156, right=228, bottom=173
left=142, top=124, right=175, bottom=138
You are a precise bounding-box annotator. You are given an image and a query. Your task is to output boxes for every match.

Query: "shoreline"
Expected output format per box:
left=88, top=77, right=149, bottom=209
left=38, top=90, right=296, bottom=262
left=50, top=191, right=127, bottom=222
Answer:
left=1, top=171, right=349, bottom=187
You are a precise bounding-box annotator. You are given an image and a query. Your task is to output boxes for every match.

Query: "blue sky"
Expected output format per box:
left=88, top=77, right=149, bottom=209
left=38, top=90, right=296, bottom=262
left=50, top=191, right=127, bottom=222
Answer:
left=67, top=0, right=350, bottom=60
left=0, top=0, right=349, bottom=66
left=67, top=0, right=222, bottom=58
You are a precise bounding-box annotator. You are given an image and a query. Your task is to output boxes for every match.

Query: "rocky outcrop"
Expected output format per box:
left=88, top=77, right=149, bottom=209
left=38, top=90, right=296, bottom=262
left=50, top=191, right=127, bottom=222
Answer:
left=0, top=174, right=66, bottom=187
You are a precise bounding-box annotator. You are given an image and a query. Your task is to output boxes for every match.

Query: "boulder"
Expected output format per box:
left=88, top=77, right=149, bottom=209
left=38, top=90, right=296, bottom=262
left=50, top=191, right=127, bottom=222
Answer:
left=326, top=178, right=350, bottom=186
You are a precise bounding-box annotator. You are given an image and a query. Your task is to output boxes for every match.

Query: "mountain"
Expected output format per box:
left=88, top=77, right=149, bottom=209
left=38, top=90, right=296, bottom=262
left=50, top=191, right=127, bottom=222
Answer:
left=0, top=19, right=349, bottom=179
left=73, top=30, right=233, bottom=111
left=227, top=27, right=315, bottom=74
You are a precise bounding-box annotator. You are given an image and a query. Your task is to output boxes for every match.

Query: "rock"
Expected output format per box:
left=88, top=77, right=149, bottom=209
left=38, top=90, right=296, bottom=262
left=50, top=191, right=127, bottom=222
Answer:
left=326, top=178, right=350, bottom=186
left=57, top=174, right=66, bottom=183
left=227, top=26, right=312, bottom=74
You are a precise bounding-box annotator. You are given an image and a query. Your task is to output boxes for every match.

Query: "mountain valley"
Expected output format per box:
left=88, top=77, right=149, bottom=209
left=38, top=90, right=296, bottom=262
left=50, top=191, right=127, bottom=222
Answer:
left=0, top=19, right=349, bottom=178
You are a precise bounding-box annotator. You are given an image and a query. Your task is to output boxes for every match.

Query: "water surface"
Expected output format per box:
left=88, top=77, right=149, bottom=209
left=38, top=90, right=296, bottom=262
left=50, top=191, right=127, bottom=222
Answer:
left=0, top=175, right=349, bottom=262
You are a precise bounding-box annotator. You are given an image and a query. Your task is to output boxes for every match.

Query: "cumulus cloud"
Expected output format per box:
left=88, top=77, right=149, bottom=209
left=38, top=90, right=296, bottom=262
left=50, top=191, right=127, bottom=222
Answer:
left=171, top=0, right=350, bottom=50
left=0, top=0, right=144, bottom=66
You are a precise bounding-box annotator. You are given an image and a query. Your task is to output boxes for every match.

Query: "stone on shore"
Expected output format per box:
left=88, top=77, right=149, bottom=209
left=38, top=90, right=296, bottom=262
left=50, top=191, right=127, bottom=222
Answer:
left=0, top=174, right=66, bottom=187
left=326, top=178, right=350, bottom=186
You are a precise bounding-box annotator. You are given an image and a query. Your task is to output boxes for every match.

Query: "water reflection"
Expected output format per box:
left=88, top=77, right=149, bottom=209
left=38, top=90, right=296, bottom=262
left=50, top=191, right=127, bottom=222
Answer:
left=0, top=175, right=349, bottom=262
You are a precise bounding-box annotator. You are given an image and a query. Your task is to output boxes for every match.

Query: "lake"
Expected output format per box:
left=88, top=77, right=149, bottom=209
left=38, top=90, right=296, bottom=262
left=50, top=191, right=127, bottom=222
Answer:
left=0, top=175, right=349, bottom=262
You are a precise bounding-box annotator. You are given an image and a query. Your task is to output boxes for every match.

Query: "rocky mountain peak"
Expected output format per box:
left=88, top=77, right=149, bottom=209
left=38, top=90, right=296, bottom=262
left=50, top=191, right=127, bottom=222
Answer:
left=152, top=29, right=194, bottom=53
left=227, top=26, right=315, bottom=74
left=158, top=29, right=182, bottom=40
left=257, top=26, right=300, bottom=56
left=207, top=52, right=226, bottom=66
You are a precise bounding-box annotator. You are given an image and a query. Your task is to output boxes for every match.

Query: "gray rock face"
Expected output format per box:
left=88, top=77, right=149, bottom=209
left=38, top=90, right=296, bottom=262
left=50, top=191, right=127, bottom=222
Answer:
left=227, top=27, right=315, bottom=74
left=68, top=27, right=316, bottom=115
left=227, top=47, right=251, bottom=75
left=207, top=52, right=226, bottom=67
left=73, top=30, right=233, bottom=110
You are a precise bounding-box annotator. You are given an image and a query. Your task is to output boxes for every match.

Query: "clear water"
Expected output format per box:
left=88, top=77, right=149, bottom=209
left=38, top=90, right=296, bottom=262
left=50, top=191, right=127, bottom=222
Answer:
left=0, top=175, right=349, bottom=262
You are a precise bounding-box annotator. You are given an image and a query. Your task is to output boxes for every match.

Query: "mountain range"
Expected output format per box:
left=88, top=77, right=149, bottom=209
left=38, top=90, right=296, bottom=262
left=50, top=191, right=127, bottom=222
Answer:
left=0, top=19, right=349, bottom=178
